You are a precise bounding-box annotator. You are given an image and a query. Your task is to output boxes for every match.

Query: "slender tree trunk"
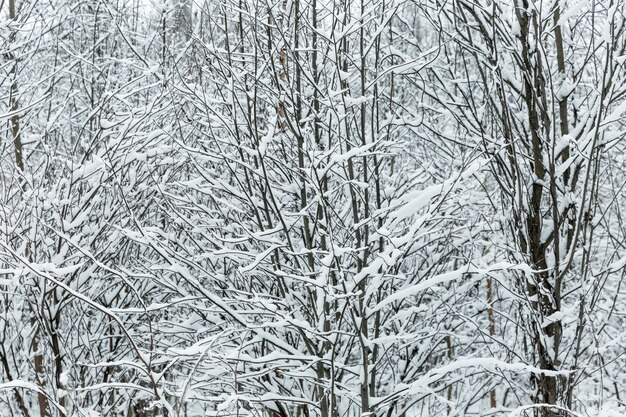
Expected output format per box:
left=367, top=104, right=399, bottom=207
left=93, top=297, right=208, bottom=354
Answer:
left=487, top=276, right=497, bottom=409
left=513, top=1, right=561, bottom=414
left=7, top=0, right=48, bottom=416
left=8, top=0, right=24, bottom=176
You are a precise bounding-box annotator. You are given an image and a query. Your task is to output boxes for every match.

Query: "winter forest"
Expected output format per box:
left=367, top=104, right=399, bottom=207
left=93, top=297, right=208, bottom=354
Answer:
left=3, top=0, right=626, bottom=416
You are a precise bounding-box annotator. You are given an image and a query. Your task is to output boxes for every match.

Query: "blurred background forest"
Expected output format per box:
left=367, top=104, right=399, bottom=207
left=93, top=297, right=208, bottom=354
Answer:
left=2, top=0, right=626, bottom=416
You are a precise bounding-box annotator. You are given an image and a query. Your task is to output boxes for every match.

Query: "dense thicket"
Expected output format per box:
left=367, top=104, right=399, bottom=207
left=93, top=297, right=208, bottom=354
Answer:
left=1, top=1, right=626, bottom=417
